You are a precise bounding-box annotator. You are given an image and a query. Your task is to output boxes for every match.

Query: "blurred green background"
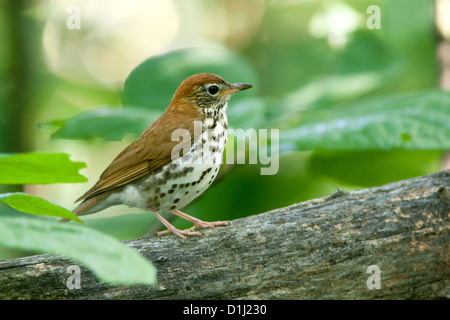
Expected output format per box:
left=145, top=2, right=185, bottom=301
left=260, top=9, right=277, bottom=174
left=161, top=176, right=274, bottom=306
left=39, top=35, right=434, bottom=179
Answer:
left=1, top=0, right=449, bottom=260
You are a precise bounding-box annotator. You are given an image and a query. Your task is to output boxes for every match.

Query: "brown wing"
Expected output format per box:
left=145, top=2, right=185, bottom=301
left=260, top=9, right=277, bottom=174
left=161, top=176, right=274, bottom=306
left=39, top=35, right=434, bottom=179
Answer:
left=75, top=109, right=204, bottom=202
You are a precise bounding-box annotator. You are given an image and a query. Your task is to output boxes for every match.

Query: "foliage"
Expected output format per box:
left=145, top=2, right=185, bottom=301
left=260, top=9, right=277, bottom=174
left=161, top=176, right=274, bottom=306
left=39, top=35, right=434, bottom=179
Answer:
left=0, top=216, right=156, bottom=286
left=0, top=192, right=83, bottom=222
left=0, top=153, right=157, bottom=286
left=279, top=90, right=450, bottom=151
left=0, top=153, right=87, bottom=184
left=0, top=0, right=448, bottom=274
left=37, top=1, right=450, bottom=230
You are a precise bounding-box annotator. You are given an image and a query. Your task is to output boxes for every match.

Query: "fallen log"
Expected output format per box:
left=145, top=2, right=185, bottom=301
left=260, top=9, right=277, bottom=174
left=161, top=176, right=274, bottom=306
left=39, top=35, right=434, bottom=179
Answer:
left=0, top=170, right=448, bottom=299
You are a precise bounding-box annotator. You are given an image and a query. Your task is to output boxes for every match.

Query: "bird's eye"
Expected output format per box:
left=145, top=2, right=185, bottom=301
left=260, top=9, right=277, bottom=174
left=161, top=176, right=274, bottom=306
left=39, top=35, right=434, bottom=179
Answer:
left=207, top=85, right=219, bottom=95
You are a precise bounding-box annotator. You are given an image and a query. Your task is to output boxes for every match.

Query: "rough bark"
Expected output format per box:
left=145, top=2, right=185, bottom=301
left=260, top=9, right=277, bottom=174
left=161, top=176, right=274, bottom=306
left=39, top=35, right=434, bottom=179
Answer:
left=0, top=170, right=449, bottom=300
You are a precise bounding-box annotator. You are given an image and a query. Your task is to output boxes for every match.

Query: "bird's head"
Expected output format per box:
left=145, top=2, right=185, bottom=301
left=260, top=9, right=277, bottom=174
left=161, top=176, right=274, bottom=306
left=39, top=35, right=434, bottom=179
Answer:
left=170, top=73, right=253, bottom=112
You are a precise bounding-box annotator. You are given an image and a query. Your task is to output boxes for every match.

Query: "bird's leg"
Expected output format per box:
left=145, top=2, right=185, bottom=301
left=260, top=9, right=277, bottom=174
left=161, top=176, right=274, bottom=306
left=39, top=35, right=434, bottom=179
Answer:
left=147, top=206, right=201, bottom=239
left=172, top=210, right=229, bottom=231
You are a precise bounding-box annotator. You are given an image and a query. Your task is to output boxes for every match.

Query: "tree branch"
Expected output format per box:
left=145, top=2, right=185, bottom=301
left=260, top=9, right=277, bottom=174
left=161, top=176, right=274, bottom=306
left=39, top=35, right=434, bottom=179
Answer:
left=0, top=170, right=449, bottom=299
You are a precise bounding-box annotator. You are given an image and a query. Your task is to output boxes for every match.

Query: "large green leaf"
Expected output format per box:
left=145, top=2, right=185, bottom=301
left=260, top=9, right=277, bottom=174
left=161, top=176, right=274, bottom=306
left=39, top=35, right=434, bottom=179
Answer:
left=41, top=106, right=160, bottom=141
left=0, top=216, right=157, bottom=286
left=122, top=47, right=258, bottom=110
left=279, top=90, right=450, bottom=151
left=44, top=48, right=260, bottom=142
left=41, top=98, right=267, bottom=142
left=0, top=192, right=82, bottom=222
left=276, top=31, right=401, bottom=116
left=309, top=150, right=442, bottom=187
left=0, top=153, right=87, bottom=184
left=227, top=97, right=266, bottom=130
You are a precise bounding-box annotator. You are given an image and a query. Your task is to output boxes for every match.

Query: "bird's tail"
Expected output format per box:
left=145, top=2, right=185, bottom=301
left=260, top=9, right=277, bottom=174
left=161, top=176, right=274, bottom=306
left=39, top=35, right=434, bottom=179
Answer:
left=58, top=196, right=102, bottom=223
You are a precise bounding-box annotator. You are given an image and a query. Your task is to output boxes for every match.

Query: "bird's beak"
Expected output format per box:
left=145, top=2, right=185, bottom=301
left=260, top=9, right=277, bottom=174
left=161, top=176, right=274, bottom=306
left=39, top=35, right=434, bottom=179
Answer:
left=221, top=83, right=253, bottom=96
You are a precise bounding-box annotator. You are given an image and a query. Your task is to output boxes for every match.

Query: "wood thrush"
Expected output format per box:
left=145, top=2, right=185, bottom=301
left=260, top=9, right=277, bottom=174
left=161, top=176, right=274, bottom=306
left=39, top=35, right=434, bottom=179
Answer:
left=60, top=73, right=253, bottom=239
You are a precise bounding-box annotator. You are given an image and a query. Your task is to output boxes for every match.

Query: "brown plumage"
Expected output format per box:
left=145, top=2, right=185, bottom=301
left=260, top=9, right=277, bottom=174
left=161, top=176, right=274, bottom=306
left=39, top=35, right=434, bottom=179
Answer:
left=75, top=111, right=203, bottom=203
left=61, top=73, right=253, bottom=238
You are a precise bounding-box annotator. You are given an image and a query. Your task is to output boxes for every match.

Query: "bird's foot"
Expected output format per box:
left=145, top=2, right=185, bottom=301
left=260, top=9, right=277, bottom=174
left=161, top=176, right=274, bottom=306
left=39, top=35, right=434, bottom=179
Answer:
left=172, top=210, right=229, bottom=230
left=155, top=220, right=229, bottom=239
left=155, top=226, right=202, bottom=239
left=189, top=219, right=229, bottom=231
left=147, top=206, right=229, bottom=239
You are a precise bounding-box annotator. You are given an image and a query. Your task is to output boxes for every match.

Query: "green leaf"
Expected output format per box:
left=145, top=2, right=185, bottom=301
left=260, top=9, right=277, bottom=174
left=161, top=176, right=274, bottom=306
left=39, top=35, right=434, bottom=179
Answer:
left=0, top=153, right=87, bottom=185
left=45, top=100, right=268, bottom=142
left=42, top=48, right=260, bottom=142
left=279, top=72, right=388, bottom=115
left=42, top=106, right=160, bottom=141
left=227, top=97, right=266, bottom=130
left=309, top=150, right=442, bottom=187
left=0, top=192, right=83, bottom=222
left=279, top=90, right=450, bottom=151
left=0, top=216, right=157, bottom=286
left=122, top=47, right=258, bottom=111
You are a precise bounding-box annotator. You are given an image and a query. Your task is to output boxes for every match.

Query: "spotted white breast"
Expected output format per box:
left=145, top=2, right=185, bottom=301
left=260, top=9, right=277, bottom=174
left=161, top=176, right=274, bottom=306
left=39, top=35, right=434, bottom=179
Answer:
left=109, top=104, right=229, bottom=214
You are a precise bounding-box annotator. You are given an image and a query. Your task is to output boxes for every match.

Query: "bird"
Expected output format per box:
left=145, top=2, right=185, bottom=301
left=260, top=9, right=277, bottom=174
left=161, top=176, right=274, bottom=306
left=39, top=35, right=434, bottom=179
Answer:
left=60, top=73, right=253, bottom=239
